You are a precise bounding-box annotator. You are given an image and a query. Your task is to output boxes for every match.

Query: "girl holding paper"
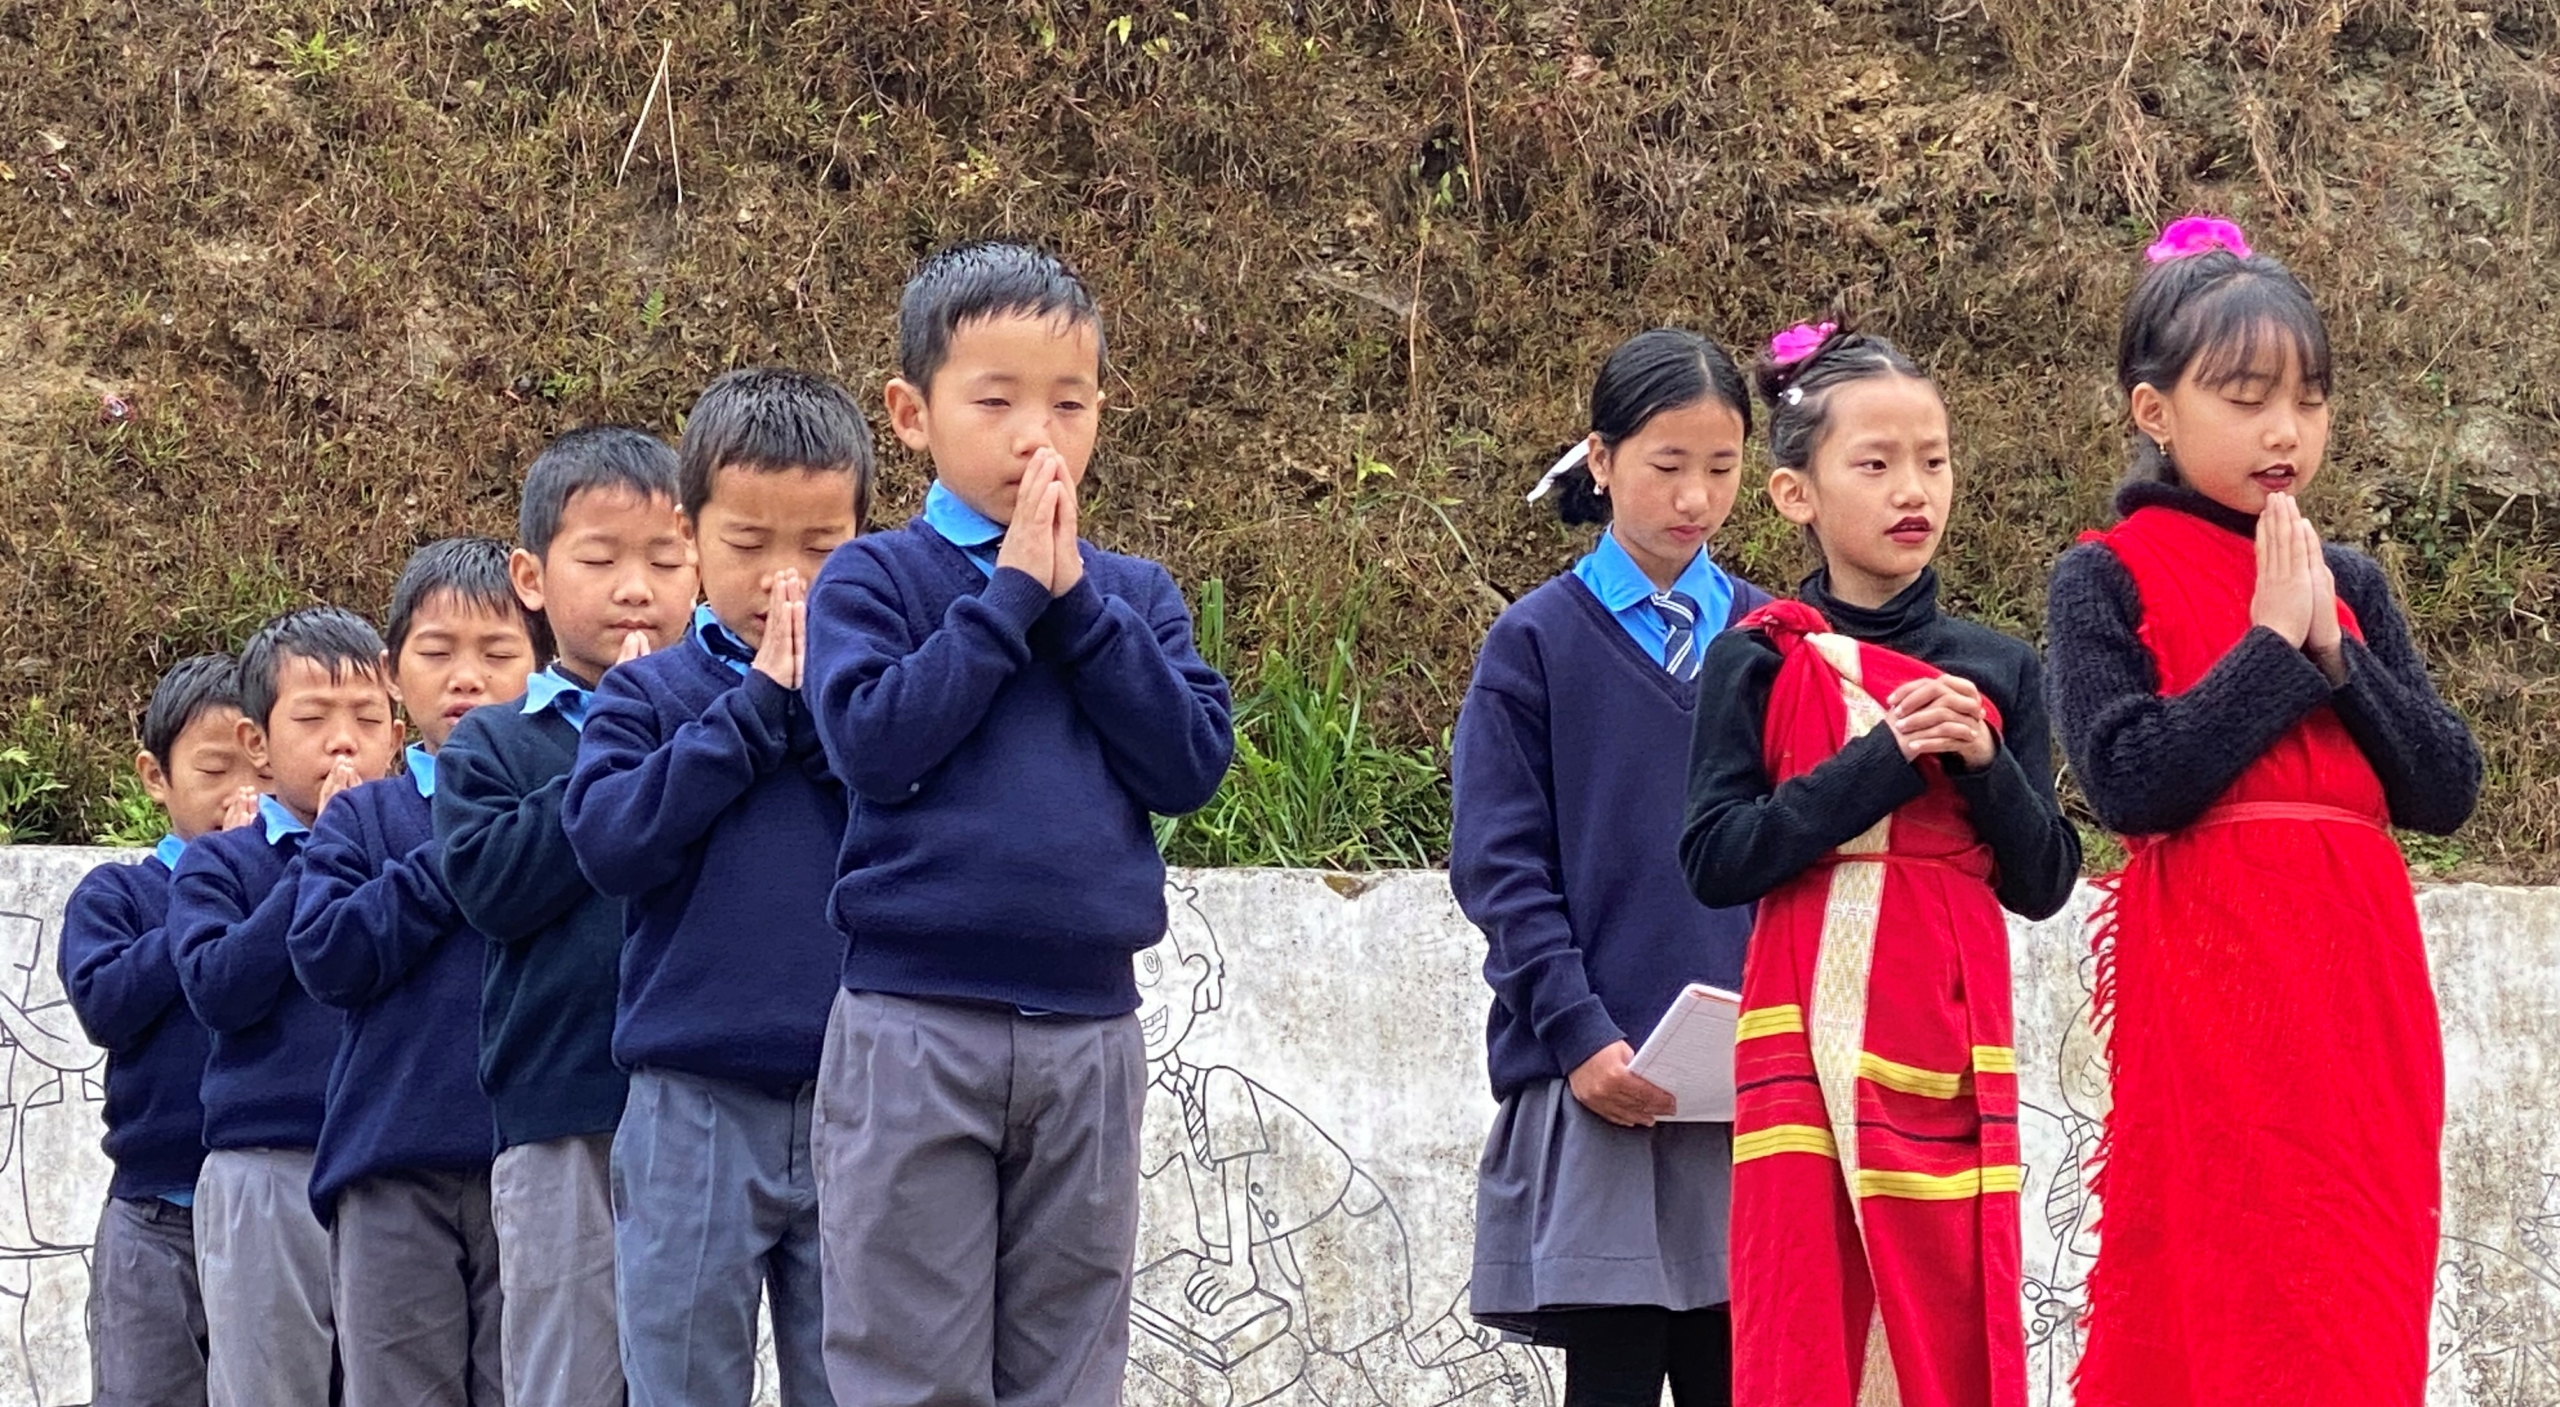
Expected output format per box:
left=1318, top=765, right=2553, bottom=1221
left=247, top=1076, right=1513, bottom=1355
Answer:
left=1452, top=328, right=1769, bottom=1407
left=1679, top=321, right=2079, bottom=1407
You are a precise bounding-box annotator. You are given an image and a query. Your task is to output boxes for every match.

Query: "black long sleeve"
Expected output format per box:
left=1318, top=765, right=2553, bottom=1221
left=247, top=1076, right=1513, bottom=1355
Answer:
left=2043, top=541, right=2336, bottom=836
left=1682, top=571, right=2078, bottom=919
left=2324, top=549, right=2482, bottom=836
left=1680, top=628, right=1925, bottom=910
left=1944, top=648, right=2081, bottom=920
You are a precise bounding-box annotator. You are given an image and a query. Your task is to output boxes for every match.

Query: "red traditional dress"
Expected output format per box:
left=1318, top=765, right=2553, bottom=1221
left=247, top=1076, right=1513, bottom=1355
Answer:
left=2075, top=504, right=2441, bottom=1405
left=1728, top=599, right=2026, bottom=1407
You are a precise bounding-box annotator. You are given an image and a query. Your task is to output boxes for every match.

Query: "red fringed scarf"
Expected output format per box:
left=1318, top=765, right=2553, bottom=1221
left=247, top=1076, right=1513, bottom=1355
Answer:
left=1728, top=599, right=2026, bottom=1407
left=2075, top=506, right=2440, bottom=1407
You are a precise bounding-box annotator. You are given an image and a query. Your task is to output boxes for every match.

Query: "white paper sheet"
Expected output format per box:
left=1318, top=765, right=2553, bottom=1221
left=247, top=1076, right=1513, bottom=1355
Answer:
left=1627, top=982, right=1741, bottom=1122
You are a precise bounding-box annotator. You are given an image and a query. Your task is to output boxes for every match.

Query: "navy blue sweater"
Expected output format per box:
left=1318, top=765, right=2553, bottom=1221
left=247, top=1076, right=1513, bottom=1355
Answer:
left=60, top=853, right=211, bottom=1200
left=564, top=633, right=846, bottom=1088
left=435, top=703, right=628, bottom=1150
left=804, top=521, right=1235, bottom=1016
left=1451, top=573, right=1770, bottom=1102
left=289, top=776, right=499, bottom=1222
left=171, top=823, right=337, bottom=1152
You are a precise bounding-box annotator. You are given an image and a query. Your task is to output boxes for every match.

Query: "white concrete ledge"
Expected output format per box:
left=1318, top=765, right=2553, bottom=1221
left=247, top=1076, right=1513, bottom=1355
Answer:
left=0, top=852, right=2547, bottom=1405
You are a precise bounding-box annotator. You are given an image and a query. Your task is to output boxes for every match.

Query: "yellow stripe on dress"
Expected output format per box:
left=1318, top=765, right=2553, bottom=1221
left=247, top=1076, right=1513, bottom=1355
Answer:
left=1732, top=1124, right=1839, bottom=1164
left=1736, top=1006, right=1805, bottom=1041
left=1971, top=1045, right=2017, bottom=1075
left=1855, top=1052, right=1967, bottom=1099
left=1853, top=1165, right=2025, bottom=1201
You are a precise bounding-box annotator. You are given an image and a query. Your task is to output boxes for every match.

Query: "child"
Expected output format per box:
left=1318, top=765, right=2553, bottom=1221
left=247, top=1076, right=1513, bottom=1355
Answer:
left=1680, top=323, right=2079, bottom=1407
left=434, top=427, right=695, bottom=1407
left=802, top=241, right=1235, bottom=1407
left=171, top=607, right=406, bottom=1407
left=287, top=538, right=542, bottom=1407
left=1450, top=329, right=1768, bottom=1407
left=562, top=368, right=870, bottom=1406
left=60, top=653, right=256, bottom=1407
left=2044, top=218, right=2479, bottom=1407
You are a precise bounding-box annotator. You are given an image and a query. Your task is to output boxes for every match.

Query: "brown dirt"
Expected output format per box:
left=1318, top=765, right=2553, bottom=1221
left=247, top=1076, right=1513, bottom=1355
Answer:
left=0, top=0, right=2553, bottom=875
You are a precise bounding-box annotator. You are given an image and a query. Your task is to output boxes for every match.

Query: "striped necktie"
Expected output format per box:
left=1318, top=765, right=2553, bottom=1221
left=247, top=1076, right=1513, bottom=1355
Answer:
left=1654, top=590, right=1703, bottom=682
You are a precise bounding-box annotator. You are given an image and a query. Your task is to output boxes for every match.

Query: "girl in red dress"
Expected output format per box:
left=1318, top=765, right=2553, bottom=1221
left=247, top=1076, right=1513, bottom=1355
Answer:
left=2045, top=217, right=2481, bottom=1407
left=1684, top=322, right=2080, bottom=1407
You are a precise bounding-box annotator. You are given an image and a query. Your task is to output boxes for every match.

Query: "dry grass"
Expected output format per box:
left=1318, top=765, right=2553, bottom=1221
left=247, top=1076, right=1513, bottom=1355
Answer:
left=0, top=0, right=2553, bottom=873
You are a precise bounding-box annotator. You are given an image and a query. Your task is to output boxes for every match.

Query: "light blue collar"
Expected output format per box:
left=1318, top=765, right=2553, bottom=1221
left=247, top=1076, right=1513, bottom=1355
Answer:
left=692, top=603, right=754, bottom=678
left=407, top=744, right=437, bottom=798
left=257, top=794, right=310, bottom=846
left=923, top=481, right=1006, bottom=561
left=1575, top=530, right=1726, bottom=613
left=152, top=834, right=186, bottom=869
left=521, top=665, right=594, bottom=731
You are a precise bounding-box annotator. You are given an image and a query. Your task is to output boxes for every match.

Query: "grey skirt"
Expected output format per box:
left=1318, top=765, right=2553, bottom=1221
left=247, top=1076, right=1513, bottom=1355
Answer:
left=1469, top=1077, right=1732, bottom=1343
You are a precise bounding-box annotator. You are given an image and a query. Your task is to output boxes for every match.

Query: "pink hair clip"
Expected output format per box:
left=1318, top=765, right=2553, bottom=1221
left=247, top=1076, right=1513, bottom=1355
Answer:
left=1768, top=321, right=1837, bottom=367
left=2145, top=216, right=2253, bottom=264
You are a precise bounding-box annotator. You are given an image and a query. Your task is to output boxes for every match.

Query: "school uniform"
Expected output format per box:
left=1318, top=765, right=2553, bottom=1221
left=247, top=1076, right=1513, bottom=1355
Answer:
left=289, top=748, right=503, bottom=1407
left=801, top=484, right=1235, bottom=1407
left=1681, top=570, right=2078, bottom=1407
left=1449, top=536, right=1765, bottom=1405
left=436, top=670, right=628, bottom=1407
left=61, top=836, right=212, bottom=1407
left=562, top=605, right=844, bottom=1407
left=2045, top=482, right=2480, bottom=1405
left=169, top=799, right=340, bottom=1407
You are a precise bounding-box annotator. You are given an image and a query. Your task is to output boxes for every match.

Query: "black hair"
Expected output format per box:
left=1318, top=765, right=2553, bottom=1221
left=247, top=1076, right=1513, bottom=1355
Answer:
left=897, top=241, right=1105, bottom=393
left=141, top=654, right=242, bottom=771
left=678, top=368, right=878, bottom=531
left=1753, top=323, right=1929, bottom=470
left=518, top=425, right=681, bottom=557
left=386, top=537, right=541, bottom=662
left=236, top=606, right=388, bottom=729
left=1546, top=329, right=1754, bottom=527
left=2118, top=246, right=2332, bottom=485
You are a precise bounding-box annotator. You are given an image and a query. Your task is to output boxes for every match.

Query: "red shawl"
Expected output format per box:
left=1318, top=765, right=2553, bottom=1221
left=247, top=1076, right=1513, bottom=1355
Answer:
left=2076, top=506, right=2440, bottom=1406
left=1729, top=599, right=2025, bottom=1407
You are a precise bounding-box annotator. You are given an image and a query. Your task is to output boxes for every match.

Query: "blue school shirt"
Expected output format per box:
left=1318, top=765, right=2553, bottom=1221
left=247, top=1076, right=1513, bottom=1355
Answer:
left=153, top=834, right=186, bottom=869
left=258, top=794, right=309, bottom=844
left=692, top=604, right=755, bottom=676
left=406, top=744, right=436, bottom=797
left=1570, top=531, right=1738, bottom=670
left=521, top=666, right=593, bottom=731
left=924, top=481, right=1004, bottom=575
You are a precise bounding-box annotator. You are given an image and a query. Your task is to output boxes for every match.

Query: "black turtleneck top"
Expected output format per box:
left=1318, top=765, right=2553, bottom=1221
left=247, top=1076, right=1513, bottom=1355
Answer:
left=2043, top=481, right=2481, bottom=838
left=1680, top=568, right=2082, bottom=921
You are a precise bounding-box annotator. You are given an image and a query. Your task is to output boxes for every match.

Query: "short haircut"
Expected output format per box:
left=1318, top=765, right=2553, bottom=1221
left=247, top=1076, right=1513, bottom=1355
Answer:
left=385, top=536, right=542, bottom=662
left=517, top=425, right=681, bottom=557
left=897, top=241, right=1105, bottom=393
left=2118, top=247, right=2332, bottom=485
left=678, top=368, right=878, bottom=531
left=235, top=606, right=388, bottom=729
left=1753, top=323, right=1929, bottom=471
left=141, top=654, right=242, bottom=770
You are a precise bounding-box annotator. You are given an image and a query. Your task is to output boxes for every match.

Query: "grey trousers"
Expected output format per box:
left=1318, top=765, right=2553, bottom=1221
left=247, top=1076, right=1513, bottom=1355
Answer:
left=813, top=990, right=1145, bottom=1407
left=197, top=1147, right=336, bottom=1407
left=332, top=1168, right=505, bottom=1407
left=89, top=1196, right=208, bottom=1407
left=493, top=1133, right=623, bottom=1407
left=613, top=1069, right=830, bottom=1407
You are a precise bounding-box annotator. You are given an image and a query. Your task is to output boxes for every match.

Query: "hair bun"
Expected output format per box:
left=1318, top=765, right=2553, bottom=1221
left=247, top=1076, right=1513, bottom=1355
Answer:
left=2145, top=216, right=2253, bottom=264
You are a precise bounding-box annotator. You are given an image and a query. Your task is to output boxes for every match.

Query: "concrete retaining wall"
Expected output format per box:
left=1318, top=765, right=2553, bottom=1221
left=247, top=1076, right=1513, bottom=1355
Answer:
left=0, top=851, right=2549, bottom=1405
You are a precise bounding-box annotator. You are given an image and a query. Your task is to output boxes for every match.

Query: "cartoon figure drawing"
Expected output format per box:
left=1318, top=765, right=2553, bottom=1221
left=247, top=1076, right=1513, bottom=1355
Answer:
left=1128, top=885, right=1549, bottom=1407
left=2016, top=951, right=2108, bottom=1407
left=0, top=910, right=112, bottom=1407
left=2431, top=1172, right=2560, bottom=1406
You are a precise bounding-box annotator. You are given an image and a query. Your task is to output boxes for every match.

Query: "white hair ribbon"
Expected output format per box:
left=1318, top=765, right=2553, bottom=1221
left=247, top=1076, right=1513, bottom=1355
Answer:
left=1525, top=439, right=1592, bottom=503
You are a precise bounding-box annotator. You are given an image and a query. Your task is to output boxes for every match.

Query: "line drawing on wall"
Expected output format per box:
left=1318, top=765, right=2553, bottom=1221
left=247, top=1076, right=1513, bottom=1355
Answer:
left=0, top=909, right=108, bottom=1407
left=1127, top=884, right=1552, bottom=1407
